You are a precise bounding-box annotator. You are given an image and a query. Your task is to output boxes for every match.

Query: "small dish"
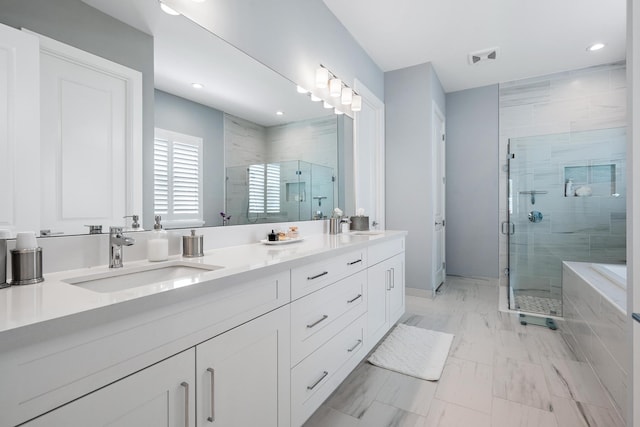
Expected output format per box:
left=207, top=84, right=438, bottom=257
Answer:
left=260, top=237, right=304, bottom=245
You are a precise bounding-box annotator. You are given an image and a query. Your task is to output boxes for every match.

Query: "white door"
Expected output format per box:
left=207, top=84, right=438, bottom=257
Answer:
left=353, top=79, right=385, bottom=229
left=195, top=306, right=290, bottom=427
left=32, top=31, right=142, bottom=235
left=24, top=349, right=196, bottom=427
left=432, top=103, right=446, bottom=289
left=0, top=24, right=40, bottom=234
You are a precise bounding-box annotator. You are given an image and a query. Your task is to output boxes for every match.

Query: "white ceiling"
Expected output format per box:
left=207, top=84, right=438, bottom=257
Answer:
left=83, top=0, right=332, bottom=127
left=322, top=0, right=627, bottom=93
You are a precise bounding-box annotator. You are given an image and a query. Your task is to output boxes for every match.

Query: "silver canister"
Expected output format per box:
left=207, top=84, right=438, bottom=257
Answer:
left=329, top=217, right=341, bottom=235
left=182, top=230, right=204, bottom=257
left=350, top=216, right=369, bottom=231
left=10, top=247, right=44, bottom=285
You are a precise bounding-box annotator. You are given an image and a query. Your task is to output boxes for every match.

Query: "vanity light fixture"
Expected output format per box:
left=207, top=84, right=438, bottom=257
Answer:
left=191, top=82, right=204, bottom=89
left=159, top=2, right=181, bottom=15
left=351, top=94, right=362, bottom=112
left=296, top=85, right=308, bottom=94
left=323, top=101, right=333, bottom=109
left=341, top=87, right=353, bottom=105
left=587, top=42, right=605, bottom=51
left=329, top=78, right=342, bottom=97
left=316, top=67, right=330, bottom=88
left=310, top=93, right=322, bottom=102
left=191, top=0, right=207, bottom=2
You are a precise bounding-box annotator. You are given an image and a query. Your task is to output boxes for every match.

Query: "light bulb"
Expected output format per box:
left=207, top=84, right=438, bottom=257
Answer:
left=323, top=101, right=333, bottom=109
left=316, top=68, right=329, bottom=89
left=310, top=94, right=321, bottom=102
left=160, top=2, right=180, bottom=15
left=341, top=87, right=353, bottom=105
left=587, top=42, right=605, bottom=51
left=329, top=78, right=342, bottom=97
left=334, top=108, right=344, bottom=115
left=351, top=94, right=362, bottom=112
left=296, top=85, right=308, bottom=94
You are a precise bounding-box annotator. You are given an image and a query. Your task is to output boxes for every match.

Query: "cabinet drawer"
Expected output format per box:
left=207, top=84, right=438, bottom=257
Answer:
left=291, top=270, right=366, bottom=366
left=368, top=237, right=405, bottom=266
left=291, top=249, right=367, bottom=300
left=291, top=314, right=365, bottom=427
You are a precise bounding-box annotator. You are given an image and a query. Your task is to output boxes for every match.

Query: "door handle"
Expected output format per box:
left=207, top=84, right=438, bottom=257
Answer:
left=207, top=368, right=215, bottom=422
left=434, top=220, right=445, bottom=226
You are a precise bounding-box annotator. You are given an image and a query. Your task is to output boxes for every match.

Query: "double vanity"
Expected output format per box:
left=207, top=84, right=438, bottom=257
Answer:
left=0, top=229, right=406, bottom=426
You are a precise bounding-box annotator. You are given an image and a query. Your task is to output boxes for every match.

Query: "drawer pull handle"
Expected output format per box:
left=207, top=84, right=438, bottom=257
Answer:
left=347, top=294, right=362, bottom=304
left=181, top=381, right=190, bottom=427
left=307, top=371, right=329, bottom=390
left=307, top=271, right=328, bottom=280
left=347, top=339, right=363, bottom=352
left=390, top=267, right=395, bottom=288
left=347, top=259, right=362, bottom=266
left=207, top=368, right=215, bottom=422
left=307, top=314, right=329, bottom=328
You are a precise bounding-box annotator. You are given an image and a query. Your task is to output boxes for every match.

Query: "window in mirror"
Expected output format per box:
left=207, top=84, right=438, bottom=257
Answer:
left=154, top=128, right=204, bottom=226
left=249, top=163, right=281, bottom=214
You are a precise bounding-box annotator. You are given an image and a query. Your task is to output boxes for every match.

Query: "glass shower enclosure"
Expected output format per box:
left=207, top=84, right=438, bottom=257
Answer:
left=507, top=127, right=626, bottom=316
left=225, top=160, right=335, bottom=225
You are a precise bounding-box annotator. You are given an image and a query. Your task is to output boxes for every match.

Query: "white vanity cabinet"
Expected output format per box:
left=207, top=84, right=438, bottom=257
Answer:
left=365, top=239, right=406, bottom=353
left=195, top=305, right=291, bottom=427
left=23, top=348, right=196, bottom=427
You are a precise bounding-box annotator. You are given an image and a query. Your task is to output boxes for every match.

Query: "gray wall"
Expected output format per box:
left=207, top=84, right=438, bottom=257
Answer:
left=385, top=63, right=445, bottom=293
left=165, top=0, right=384, bottom=101
left=154, top=90, right=225, bottom=227
left=0, top=0, right=155, bottom=226
left=445, top=85, right=499, bottom=278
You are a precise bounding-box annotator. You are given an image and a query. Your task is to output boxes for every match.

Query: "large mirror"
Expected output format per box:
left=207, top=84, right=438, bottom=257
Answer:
left=0, top=0, right=352, bottom=235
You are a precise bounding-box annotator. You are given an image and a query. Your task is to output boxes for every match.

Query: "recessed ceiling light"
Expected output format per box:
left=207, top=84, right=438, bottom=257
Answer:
left=191, top=82, right=204, bottom=89
left=160, top=2, right=180, bottom=15
left=276, top=111, right=284, bottom=116
left=587, top=43, right=605, bottom=52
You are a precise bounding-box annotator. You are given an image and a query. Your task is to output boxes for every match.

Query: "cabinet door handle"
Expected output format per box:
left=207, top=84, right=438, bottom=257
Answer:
left=386, top=269, right=391, bottom=291
left=347, top=259, right=362, bottom=266
left=347, top=294, right=362, bottom=304
left=207, top=368, right=215, bottom=422
left=307, top=271, right=328, bottom=280
left=307, top=314, right=329, bottom=328
left=347, top=339, right=362, bottom=352
left=181, top=381, right=190, bottom=427
left=390, top=267, right=395, bottom=288
left=307, top=371, right=329, bottom=390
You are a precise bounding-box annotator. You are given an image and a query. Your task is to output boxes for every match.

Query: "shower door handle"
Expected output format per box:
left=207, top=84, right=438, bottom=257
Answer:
left=501, top=221, right=514, bottom=235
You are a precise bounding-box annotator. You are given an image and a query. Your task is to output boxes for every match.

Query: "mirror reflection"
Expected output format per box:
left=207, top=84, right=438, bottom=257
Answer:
left=0, top=0, right=350, bottom=236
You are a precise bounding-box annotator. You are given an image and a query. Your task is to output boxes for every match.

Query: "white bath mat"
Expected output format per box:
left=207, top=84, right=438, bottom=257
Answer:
left=368, top=324, right=454, bottom=381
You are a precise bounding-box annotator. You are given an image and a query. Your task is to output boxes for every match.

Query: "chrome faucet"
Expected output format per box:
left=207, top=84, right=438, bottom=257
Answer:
left=109, top=226, right=135, bottom=268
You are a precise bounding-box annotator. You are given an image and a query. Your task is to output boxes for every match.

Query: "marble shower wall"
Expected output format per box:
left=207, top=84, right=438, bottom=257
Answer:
left=499, top=62, right=627, bottom=289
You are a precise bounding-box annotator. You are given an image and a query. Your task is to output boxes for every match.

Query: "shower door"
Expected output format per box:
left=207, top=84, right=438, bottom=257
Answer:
left=507, top=128, right=627, bottom=316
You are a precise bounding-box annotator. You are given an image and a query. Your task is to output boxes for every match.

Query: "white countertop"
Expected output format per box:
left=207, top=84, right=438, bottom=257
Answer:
left=0, top=231, right=406, bottom=334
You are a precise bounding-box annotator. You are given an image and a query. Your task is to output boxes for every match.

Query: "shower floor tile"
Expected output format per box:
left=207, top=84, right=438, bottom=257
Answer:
left=514, top=294, right=562, bottom=316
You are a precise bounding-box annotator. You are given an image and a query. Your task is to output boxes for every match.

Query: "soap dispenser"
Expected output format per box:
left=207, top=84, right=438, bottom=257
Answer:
left=147, top=215, right=168, bottom=261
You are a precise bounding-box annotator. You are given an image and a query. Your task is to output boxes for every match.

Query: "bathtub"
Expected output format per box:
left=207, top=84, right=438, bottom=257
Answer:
left=562, top=262, right=628, bottom=423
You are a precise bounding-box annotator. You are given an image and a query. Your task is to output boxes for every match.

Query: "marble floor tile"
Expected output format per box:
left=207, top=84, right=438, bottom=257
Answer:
left=303, top=405, right=360, bottom=427
left=448, top=330, right=495, bottom=366
left=423, top=399, right=490, bottom=427
left=493, top=330, right=540, bottom=364
left=434, top=356, right=493, bottom=414
left=541, top=357, right=613, bottom=408
left=357, top=401, right=427, bottom=427
left=552, top=397, right=625, bottom=427
left=493, top=356, right=554, bottom=411
left=522, top=327, right=582, bottom=362
left=325, top=362, right=391, bottom=419
left=375, top=370, right=438, bottom=416
left=490, top=397, right=558, bottom=427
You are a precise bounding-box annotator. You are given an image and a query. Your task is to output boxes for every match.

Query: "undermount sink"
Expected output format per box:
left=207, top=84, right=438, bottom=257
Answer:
left=352, top=231, right=384, bottom=236
left=63, top=262, right=223, bottom=293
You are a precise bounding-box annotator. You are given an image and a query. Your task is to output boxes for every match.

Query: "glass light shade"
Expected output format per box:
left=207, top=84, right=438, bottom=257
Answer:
left=329, top=78, right=342, bottom=97
left=587, top=42, right=605, bottom=51
left=296, top=85, right=308, bottom=94
left=160, top=2, right=180, bottom=15
left=316, top=68, right=329, bottom=88
left=341, top=87, right=353, bottom=105
left=323, top=101, right=333, bottom=109
left=334, top=108, right=344, bottom=115
left=310, top=94, right=321, bottom=102
left=351, top=94, right=362, bottom=112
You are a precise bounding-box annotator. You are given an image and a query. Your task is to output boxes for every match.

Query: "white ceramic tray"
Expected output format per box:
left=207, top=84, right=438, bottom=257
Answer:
left=260, top=237, right=304, bottom=245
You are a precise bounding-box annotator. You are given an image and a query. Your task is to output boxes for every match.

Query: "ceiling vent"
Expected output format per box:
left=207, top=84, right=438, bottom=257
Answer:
left=468, top=47, right=499, bottom=65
